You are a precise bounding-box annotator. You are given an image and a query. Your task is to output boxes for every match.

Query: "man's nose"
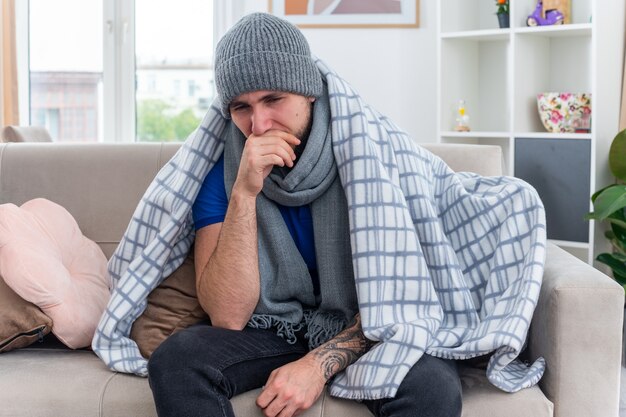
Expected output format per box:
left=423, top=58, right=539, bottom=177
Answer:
left=251, top=108, right=272, bottom=136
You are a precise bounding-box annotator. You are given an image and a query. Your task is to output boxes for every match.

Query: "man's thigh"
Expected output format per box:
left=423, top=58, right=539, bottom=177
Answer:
left=363, top=354, right=462, bottom=417
left=150, top=322, right=309, bottom=398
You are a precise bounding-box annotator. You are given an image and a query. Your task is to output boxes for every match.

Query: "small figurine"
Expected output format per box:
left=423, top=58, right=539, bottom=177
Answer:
left=454, top=100, right=471, bottom=132
left=527, top=0, right=564, bottom=26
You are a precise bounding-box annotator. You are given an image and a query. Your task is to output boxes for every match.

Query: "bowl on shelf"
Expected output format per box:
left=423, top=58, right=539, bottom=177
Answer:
left=536, top=92, right=592, bottom=133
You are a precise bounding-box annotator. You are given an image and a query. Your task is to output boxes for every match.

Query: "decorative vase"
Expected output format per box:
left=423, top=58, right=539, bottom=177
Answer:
left=497, top=13, right=510, bottom=28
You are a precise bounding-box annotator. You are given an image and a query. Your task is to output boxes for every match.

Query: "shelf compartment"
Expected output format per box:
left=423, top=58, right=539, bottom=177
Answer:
left=512, top=0, right=592, bottom=27
left=513, top=34, right=591, bottom=133
left=440, top=38, right=509, bottom=133
left=514, top=137, right=591, bottom=243
left=440, top=0, right=592, bottom=32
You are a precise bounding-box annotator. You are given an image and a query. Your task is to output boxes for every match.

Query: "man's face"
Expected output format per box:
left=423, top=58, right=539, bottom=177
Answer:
left=229, top=90, right=315, bottom=143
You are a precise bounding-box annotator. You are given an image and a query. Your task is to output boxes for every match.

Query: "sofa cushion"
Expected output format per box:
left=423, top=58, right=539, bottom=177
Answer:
left=0, top=274, right=52, bottom=353
left=0, top=143, right=181, bottom=259
left=130, top=253, right=208, bottom=358
left=0, top=349, right=154, bottom=417
left=0, top=349, right=553, bottom=417
left=0, top=125, right=53, bottom=143
left=0, top=199, right=110, bottom=349
left=458, top=365, right=554, bottom=416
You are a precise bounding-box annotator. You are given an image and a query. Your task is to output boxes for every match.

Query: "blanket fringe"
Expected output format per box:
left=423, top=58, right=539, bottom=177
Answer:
left=304, top=310, right=348, bottom=349
left=247, top=310, right=349, bottom=348
left=247, top=314, right=307, bottom=345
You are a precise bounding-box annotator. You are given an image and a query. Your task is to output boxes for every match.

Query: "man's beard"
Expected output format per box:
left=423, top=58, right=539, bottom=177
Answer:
left=294, top=97, right=317, bottom=160
left=293, top=114, right=313, bottom=162
left=273, top=102, right=314, bottom=177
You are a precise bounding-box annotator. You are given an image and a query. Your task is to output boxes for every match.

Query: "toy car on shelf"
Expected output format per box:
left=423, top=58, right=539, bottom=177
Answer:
left=527, top=0, right=564, bottom=26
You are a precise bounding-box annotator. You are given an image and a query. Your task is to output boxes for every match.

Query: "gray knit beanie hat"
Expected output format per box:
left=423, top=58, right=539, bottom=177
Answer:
left=214, top=12, right=323, bottom=117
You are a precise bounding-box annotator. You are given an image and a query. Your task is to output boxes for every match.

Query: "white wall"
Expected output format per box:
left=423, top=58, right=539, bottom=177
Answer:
left=302, top=1, right=437, bottom=143
left=245, top=0, right=438, bottom=143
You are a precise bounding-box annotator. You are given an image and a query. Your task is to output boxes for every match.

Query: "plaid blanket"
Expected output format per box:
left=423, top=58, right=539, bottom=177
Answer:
left=93, top=59, right=546, bottom=399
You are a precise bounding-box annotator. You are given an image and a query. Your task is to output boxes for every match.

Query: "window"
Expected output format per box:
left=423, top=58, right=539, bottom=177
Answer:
left=24, top=0, right=218, bottom=142
left=29, top=0, right=103, bottom=142
left=135, top=0, right=213, bottom=142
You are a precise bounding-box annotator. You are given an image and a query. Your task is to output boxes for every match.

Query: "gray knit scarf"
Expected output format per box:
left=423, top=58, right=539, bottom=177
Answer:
left=223, top=85, right=358, bottom=348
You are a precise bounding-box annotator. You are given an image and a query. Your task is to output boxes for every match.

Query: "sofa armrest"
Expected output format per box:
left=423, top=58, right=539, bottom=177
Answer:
left=421, top=143, right=503, bottom=176
left=528, top=243, right=624, bottom=417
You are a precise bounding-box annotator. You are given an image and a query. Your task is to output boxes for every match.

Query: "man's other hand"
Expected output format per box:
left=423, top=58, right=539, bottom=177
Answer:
left=256, top=354, right=326, bottom=417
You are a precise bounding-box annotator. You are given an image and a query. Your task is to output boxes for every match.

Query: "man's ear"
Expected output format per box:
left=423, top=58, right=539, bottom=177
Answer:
left=309, top=97, right=316, bottom=103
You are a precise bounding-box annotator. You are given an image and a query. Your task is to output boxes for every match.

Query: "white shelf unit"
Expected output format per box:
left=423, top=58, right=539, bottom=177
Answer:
left=436, top=0, right=625, bottom=264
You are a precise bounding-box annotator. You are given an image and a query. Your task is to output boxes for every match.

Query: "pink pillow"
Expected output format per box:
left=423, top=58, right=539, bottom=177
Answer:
left=0, top=198, right=111, bottom=349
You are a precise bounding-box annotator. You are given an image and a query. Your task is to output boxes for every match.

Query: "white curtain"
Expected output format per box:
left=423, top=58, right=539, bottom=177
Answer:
left=1, top=0, right=19, bottom=127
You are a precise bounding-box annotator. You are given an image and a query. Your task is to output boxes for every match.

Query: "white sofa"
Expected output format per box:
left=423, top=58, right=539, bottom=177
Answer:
left=0, top=142, right=623, bottom=417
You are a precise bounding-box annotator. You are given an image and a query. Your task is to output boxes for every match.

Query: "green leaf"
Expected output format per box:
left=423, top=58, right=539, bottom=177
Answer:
left=596, top=253, right=626, bottom=276
left=606, top=216, right=626, bottom=230
left=596, top=253, right=626, bottom=284
left=611, top=237, right=626, bottom=255
left=589, top=185, right=626, bottom=220
left=609, top=129, right=626, bottom=182
left=611, top=252, right=626, bottom=262
left=609, top=209, right=626, bottom=242
left=614, top=271, right=626, bottom=286
left=591, top=184, right=617, bottom=203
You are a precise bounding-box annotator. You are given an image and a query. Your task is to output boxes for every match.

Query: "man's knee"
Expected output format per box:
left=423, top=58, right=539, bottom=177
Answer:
left=149, top=331, right=184, bottom=379
left=397, top=355, right=462, bottom=416
left=148, top=328, right=208, bottom=384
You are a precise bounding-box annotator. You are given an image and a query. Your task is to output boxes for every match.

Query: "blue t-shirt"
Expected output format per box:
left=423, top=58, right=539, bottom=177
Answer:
left=192, top=155, right=319, bottom=294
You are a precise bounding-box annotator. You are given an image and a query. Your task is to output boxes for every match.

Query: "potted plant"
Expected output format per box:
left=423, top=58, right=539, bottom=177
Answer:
left=586, top=128, right=626, bottom=290
left=496, top=0, right=510, bottom=28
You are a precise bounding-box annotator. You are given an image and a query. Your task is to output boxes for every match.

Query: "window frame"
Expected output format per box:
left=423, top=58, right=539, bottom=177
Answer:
left=103, top=0, right=134, bottom=142
left=16, top=0, right=248, bottom=142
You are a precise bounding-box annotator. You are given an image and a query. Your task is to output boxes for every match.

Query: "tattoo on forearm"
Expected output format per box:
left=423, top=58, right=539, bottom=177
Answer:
left=312, top=314, right=376, bottom=381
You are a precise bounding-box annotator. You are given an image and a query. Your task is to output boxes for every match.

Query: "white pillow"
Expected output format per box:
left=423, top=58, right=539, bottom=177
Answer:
left=0, top=198, right=111, bottom=349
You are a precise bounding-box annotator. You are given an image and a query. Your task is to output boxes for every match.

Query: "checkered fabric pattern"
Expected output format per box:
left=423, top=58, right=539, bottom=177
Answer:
left=91, top=110, right=226, bottom=375
left=92, top=59, right=546, bottom=400
left=317, top=59, right=546, bottom=398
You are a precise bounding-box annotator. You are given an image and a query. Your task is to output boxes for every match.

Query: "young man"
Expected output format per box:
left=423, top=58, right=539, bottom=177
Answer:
left=147, top=12, right=462, bottom=417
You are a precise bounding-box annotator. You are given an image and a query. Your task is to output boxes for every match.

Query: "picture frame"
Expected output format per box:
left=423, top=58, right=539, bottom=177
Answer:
left=267, top=0, right=419, bottom=28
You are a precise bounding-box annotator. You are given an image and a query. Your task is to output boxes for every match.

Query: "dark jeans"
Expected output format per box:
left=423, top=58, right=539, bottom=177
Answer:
left=148, top=322, right=462, bottom=417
